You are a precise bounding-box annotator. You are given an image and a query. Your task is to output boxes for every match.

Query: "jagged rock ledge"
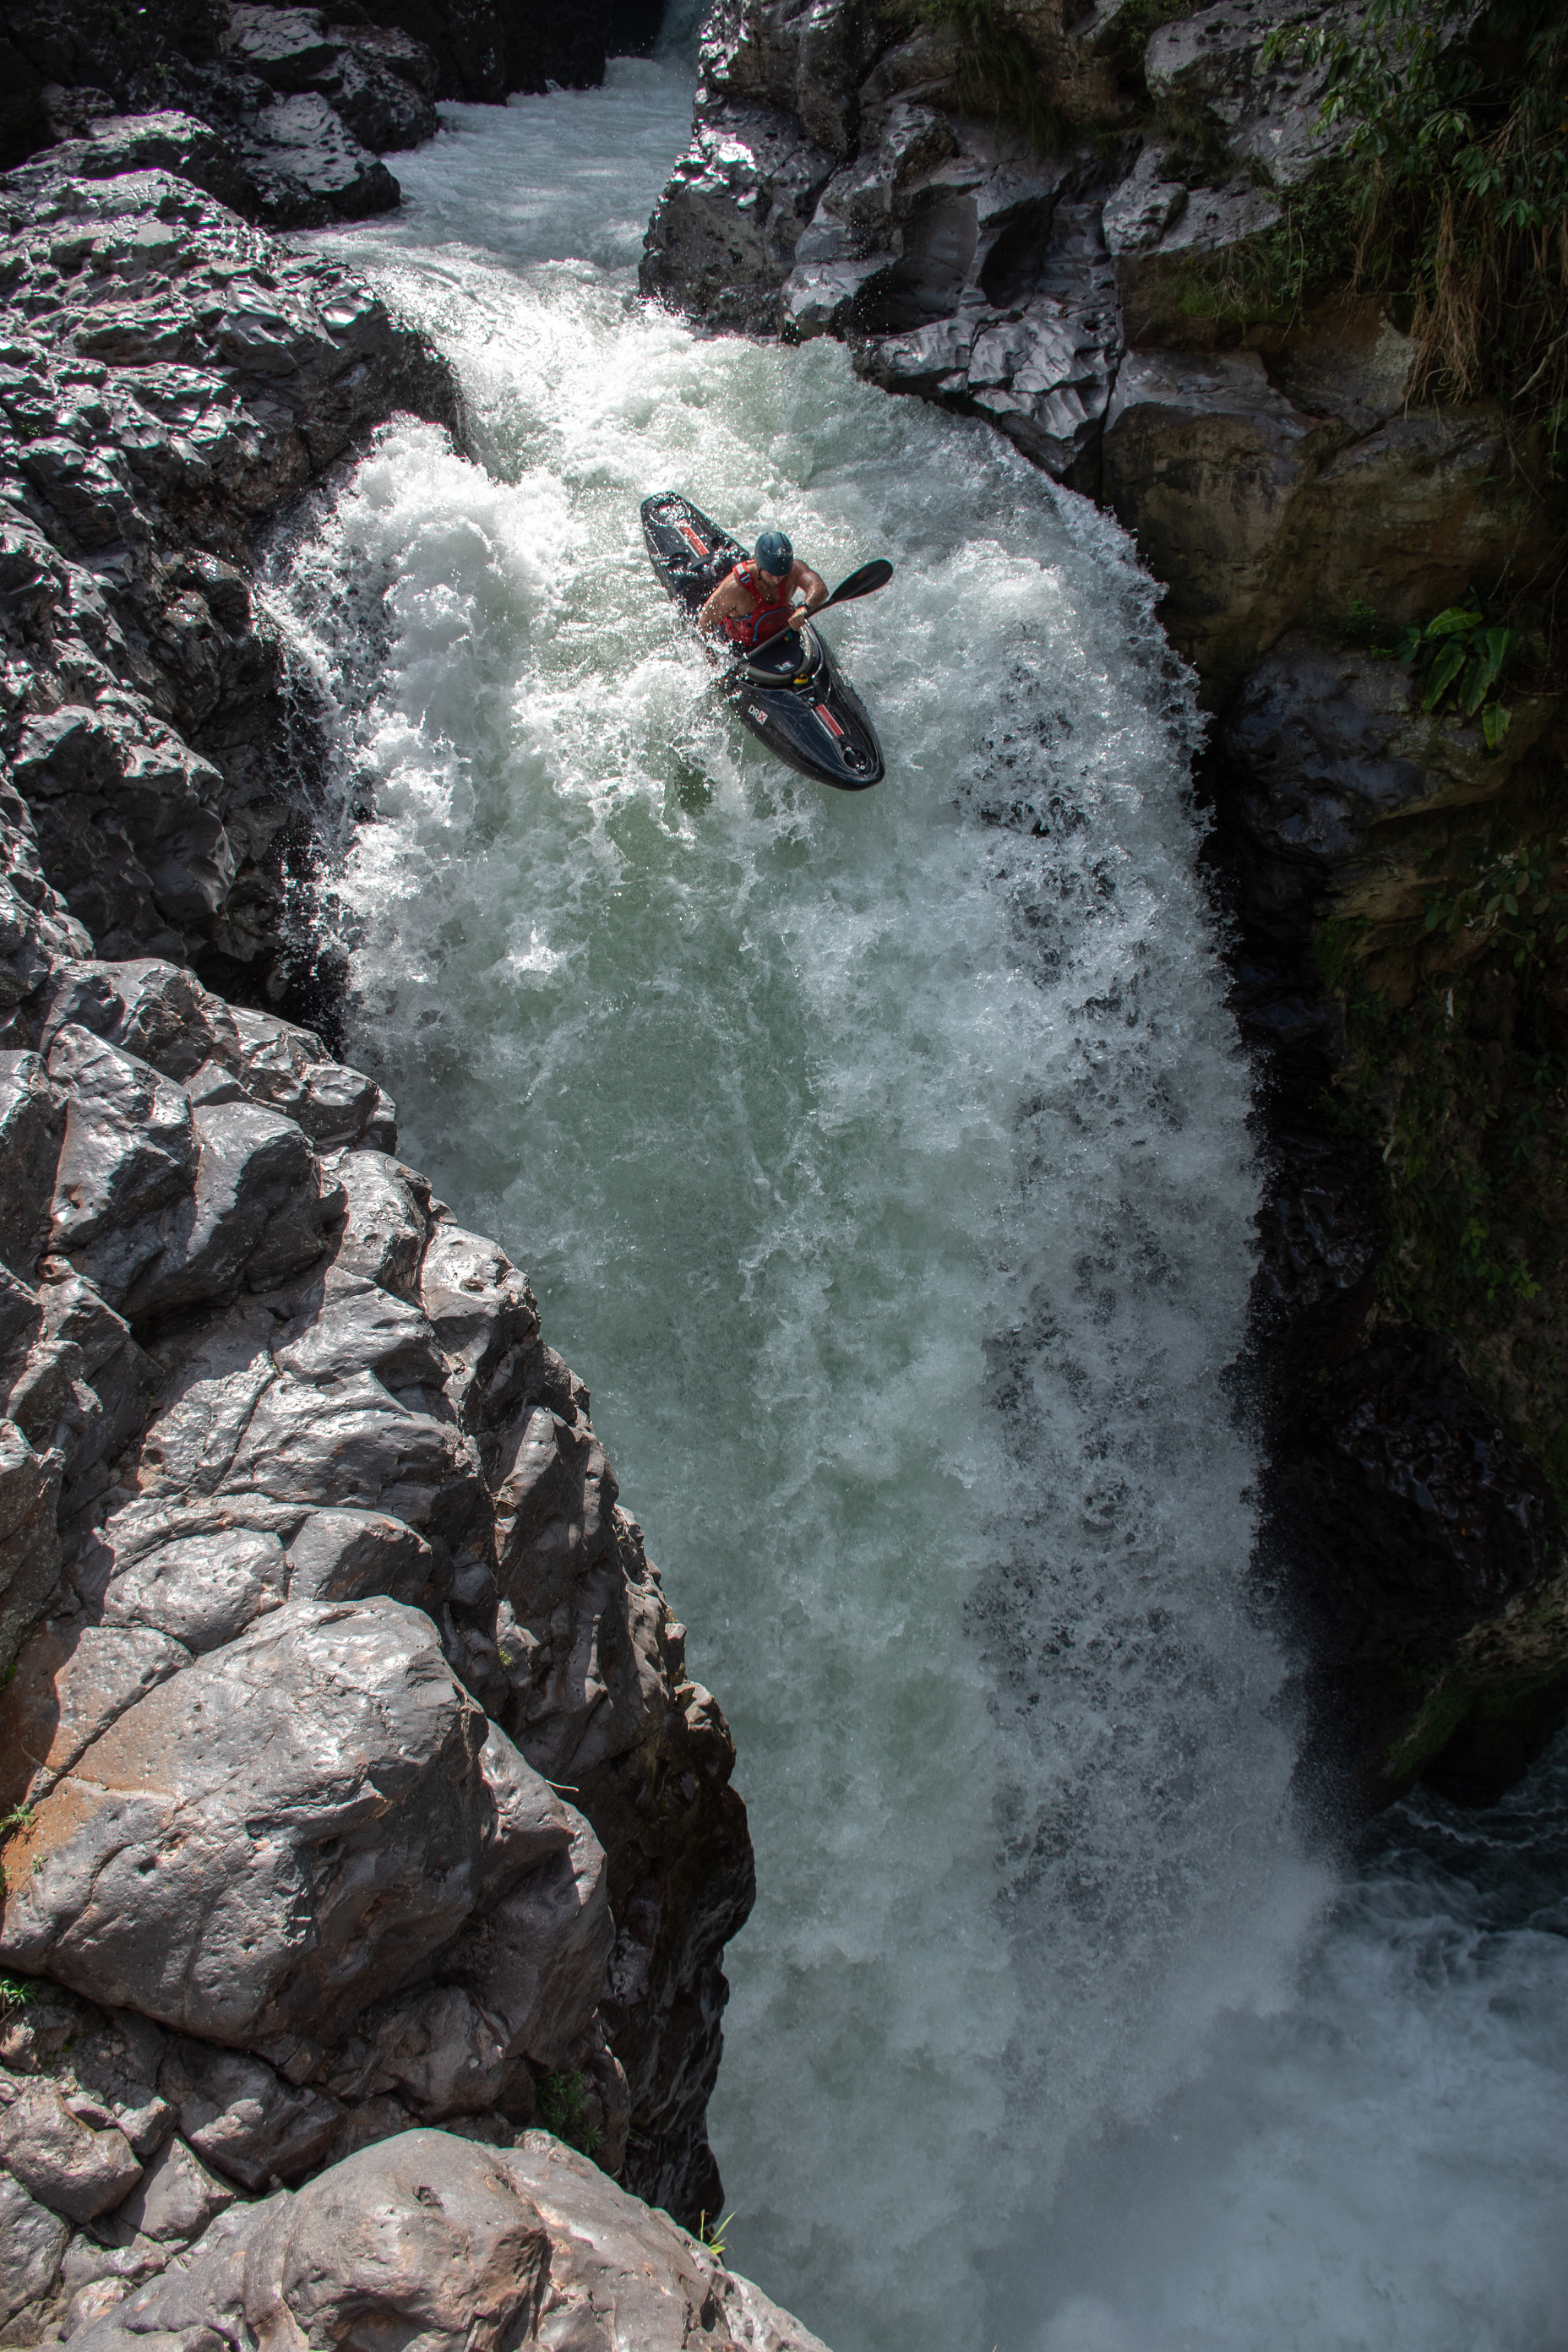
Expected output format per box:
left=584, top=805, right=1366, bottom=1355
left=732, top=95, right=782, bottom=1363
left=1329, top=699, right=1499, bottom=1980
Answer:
left=0, top=120, right=787, bottom=2352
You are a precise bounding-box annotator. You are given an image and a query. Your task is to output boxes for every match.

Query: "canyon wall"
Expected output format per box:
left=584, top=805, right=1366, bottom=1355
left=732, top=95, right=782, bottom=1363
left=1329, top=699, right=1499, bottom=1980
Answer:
left=639, top=0, right=1568, bottom=1813
left=0, top=109, right=784, bottom=2352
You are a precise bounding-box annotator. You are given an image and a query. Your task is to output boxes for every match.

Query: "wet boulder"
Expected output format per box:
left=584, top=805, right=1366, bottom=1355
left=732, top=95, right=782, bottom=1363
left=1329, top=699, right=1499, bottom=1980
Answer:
left=236, top=92, right=400, bottom=226
left=0, top=1618, right=192, bottom=1811
left=59, top=2128, right=834, bottom=2352
left=331, top=1149, right=430, bottom=1299
left=0, top=2170, right=69, bottom=2327
left=0, top=1597, right=585, bottom=2047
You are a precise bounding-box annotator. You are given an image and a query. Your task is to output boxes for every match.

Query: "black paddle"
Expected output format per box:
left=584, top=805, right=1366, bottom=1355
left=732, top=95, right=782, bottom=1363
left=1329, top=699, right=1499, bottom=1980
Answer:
left=750, top=558, right=894, bottom=651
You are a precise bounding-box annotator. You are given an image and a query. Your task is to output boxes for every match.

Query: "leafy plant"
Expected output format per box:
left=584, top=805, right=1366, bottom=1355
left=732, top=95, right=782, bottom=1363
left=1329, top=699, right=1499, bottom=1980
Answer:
left=698, top=2210, right=737, bottom=2258
left=0, top=1804, right=34, bottom=1837
left=0, top=1974, right=35, bottom=2015
left=1398, top=596, right=1521, bottom=746
left=1424, top=836, right=1568, bottom=967
left=1264, top=0, right=1568, bottom=447
left=536, top=2068, right=603, bottom=2157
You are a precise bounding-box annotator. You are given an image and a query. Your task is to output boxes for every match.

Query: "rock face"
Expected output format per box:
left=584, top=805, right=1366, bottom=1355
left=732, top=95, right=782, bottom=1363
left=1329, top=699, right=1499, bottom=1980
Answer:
left=0, top=122, right=765, bottom=2352
left=642, top=0, right=1124, bottom=485
left=0, top=152, right=454, bottom=982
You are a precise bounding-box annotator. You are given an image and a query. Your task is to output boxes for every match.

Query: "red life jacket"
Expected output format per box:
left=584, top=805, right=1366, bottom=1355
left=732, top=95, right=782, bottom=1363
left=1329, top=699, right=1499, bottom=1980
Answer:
left=723, top=558, right=794, bottom=649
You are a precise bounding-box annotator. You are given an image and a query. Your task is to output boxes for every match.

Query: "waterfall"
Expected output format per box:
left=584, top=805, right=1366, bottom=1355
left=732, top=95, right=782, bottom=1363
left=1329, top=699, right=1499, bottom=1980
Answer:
left=261, top=50, right=1568, bottom=2352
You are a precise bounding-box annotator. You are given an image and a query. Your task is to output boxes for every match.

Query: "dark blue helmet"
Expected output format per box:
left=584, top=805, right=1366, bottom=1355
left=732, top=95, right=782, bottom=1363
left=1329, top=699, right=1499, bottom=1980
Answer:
left=754, top=530, right=793, bottom=576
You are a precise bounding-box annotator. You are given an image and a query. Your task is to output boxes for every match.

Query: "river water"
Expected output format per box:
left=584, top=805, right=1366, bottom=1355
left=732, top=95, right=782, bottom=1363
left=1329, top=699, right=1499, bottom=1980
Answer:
left=267, top=41, right=1568, bottom=2352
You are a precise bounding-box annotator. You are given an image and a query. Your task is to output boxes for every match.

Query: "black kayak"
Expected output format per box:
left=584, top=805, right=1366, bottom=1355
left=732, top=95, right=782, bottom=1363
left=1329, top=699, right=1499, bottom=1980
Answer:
left=640, top=493, right=885, bottom=792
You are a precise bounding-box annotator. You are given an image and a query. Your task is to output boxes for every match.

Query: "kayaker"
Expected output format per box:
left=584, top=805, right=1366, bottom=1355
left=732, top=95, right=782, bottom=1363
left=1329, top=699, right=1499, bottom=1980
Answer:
left=698, top=529, right=828, bottom=651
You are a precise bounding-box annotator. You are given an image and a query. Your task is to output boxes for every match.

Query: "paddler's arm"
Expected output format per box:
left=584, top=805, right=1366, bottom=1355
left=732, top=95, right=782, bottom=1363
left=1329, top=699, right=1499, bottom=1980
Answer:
left=794, top=562, right=829, bottom=616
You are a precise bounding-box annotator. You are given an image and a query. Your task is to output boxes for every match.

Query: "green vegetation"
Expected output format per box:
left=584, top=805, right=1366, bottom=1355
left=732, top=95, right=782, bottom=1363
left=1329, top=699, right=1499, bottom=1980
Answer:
left=1317, top=593, right=1405, bottom=654
left=0, top=1974, right=35, bottom=2015
left=1317, top=589, right=1522, bottom=738
left=0, top=1803, right=34, bottom=1837
left=1399, top=597, right=1522, bottom=748
left=1424, top=835, right=1568, bottom=966
left=536, top=2067, right=604, bottom=2156
left=698, top=2209, right=738, bottom=2257
left=1263, top=0, right=1568, bottom=444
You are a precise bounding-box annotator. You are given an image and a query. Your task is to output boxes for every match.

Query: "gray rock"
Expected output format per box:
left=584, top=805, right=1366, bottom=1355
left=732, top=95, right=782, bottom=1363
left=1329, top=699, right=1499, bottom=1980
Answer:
left=283, top=1506, right=439, bottom=1607
left=0, top=1259, right=43, bottom=1376
left=1101, top=138, right=1188, bottom=261
left=0, top=2169, right=69, bottom=2325
left=640, top=103, right=836, bottom=333
left=226, top=6, right=341, bottom=91
left=272, top=1268, right=445, bottom=1392
left=331, top=1149, right=428, bottom=1298
left=39, top=112, right=261, bottom=218
left=2, top=1327, right=84, bottom=1454
left=448, top=1809, right=612, bottom=2069
left=37, top=1269, right=135, bottom=1380
left=1102, top=347, right=1544, bottom=691
left=355, top=1984, right=512, bottom=2115
left=46, top=1025, right=200, bottom=1296
left=158, top=2038, right=344, bottom=2191
left=1101, top=346, right=1321, bottom=685
left=321, top=46, right=438, bottom=154
left=125, top=1303, right=278, bottom=1498
left=0, top=1050, right=67, bottom=1277
left=0, top=162, right=454, bottom=972
left=94, top=1524, right=288, bottom=1652
left=1110, top=172, right=1282, bottom=346
left=229, top=1005, right=382, bottom=1146
left=220, top=1362, right=486, bottom=1547
left=123, top=1097, right=329, bottom=1319
left=0, top=2084, right=142, bottom=2224
left=236, top=92, right=400, bottom=228
left=419, top=1221, right=537, bottom=1435
left=1269, top=297, right=1417, bottom=436
left=111, top=2132, right=234, bottom=2244
left=59, top=2129, right=834, bottom=2352
left=0, top=1597, right=597, bottom=2048
left=1218, top=630, right=1556, bottom=920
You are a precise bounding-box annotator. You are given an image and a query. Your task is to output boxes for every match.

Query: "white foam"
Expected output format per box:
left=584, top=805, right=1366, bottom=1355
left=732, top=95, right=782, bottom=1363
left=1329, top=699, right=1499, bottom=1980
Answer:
left=264, top=63, right=1566, bottom=2352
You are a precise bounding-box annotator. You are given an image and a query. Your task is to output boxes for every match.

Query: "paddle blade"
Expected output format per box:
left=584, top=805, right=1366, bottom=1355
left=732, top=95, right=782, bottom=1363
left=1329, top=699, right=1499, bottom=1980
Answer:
left=826, top=559, right=893, bottom=607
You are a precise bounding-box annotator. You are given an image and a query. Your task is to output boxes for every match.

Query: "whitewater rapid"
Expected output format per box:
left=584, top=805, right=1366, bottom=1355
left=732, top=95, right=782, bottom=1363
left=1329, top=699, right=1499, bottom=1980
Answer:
left=267, top=47, right=1568, bottom=2352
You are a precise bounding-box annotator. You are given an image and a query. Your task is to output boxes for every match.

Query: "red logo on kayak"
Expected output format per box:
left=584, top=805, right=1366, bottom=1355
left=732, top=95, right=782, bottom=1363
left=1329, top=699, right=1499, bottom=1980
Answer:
left=814, top=703, right=845, bottom=738
left=678, top=523, right=707, bottom=553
